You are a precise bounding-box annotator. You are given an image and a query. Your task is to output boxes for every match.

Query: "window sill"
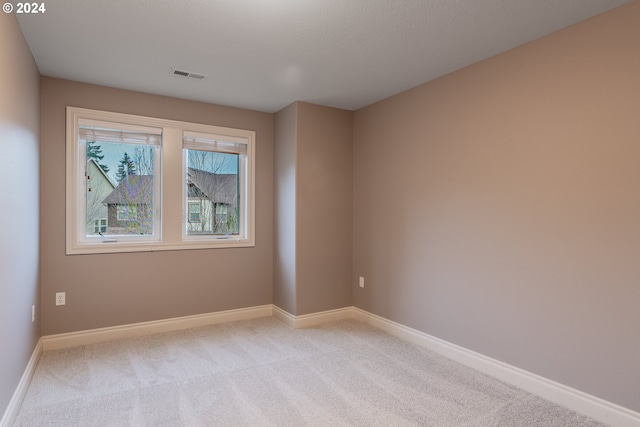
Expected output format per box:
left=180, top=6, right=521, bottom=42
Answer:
left=66, top=239, right=255, bottom=255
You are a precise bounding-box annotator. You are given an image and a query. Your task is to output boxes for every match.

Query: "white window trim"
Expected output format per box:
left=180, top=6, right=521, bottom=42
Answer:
left=66, top=106, right=256, bottom=254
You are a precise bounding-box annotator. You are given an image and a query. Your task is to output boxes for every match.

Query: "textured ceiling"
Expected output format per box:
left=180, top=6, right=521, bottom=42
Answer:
left=17, top=0, right=631, bottom=113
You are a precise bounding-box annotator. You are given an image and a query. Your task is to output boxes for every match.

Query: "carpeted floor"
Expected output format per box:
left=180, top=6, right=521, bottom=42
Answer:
left=15, top=317, right=606, bottom=426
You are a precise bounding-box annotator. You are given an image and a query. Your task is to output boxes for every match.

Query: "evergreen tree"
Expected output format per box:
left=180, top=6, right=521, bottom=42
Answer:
left=116, top=152, right=137, bottom=183
left=87, top=141, right=110, bottom=173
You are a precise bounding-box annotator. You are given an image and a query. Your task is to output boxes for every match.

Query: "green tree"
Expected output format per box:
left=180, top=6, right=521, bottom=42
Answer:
left=87, top=141, right=110, bottom=173
left=116, top=152, right=137, bottom=183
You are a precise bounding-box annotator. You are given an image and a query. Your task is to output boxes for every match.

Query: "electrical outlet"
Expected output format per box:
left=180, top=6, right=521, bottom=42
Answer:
left=32, top=305, right=35, bottom=322
left=359, top=276, right=365, bottom=288
left=55, top=292, right=66, bottom=306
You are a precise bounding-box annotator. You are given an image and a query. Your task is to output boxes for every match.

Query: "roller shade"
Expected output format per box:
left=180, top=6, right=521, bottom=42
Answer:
left=183, top=131, right=247, bottom=155
left=79, top=118, right=162, bottom=146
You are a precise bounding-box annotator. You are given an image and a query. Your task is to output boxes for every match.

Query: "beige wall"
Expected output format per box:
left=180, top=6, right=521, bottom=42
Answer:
left=274, top=102, right=353, bottom=316
left=0, top=14, right=40, bottom=419
left=40, top=77, right=273, bottom=335
left=296, top=103, right=353, bottom=315
left=353, top=1, right=640, bottom=411
left=273, top=103, right=297, bottom=314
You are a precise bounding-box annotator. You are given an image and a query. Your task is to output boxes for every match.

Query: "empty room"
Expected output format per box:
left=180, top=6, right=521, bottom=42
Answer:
left=1, top=1, right=639, bottom=425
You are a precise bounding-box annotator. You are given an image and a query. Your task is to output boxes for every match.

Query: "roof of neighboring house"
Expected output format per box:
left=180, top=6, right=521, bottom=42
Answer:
left=187, top=168, right=237, bottom=206
left=102, top=175, right=153, bottom=205
left=102, top=170, right=237, bottom=206
left=86, top=158, right=116, bottom=189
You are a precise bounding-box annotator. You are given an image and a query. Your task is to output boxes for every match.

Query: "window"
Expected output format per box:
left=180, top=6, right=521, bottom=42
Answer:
left=71, top=115, right=161, bottom=248
left=216, top=205, right=228, bottom=215
left=67, top=107, right=255, bottom=254
left=183, top=131, right=249, bottom=238
left=116, top=205, right=139, bottom=221
left=188, top=202, right=201, bottom=223
left=93, top=219, right=107, bottom=234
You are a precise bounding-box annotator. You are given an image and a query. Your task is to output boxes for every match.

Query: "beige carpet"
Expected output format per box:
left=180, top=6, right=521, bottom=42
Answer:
left=15, top=317, right=605, bottom=426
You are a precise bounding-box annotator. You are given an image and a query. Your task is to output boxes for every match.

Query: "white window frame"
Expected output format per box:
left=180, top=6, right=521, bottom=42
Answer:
left=182, top=131, right=250, bottom=242
left=66, top=107, right=255, bottom=254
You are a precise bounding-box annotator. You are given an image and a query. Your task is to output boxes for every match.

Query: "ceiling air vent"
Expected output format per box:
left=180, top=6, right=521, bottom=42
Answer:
left=171, top=68, right=207, bottom=80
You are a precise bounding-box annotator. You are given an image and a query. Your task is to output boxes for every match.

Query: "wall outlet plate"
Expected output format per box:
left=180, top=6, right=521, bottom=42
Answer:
left=359, top=277, right=365, bottom=288
left=55, top=292, right=66, bottom=306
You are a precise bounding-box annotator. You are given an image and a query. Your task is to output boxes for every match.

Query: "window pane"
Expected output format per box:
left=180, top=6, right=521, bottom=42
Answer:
left=189, top=202, right=201, bottom=223
left=84, top=139, right=156, bottom=236
left=93, top=219, right=107, bottom=233
left=186, top=150, right=239, bottom=235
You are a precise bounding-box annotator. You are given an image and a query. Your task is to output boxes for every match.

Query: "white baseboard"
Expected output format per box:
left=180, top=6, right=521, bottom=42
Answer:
left=272, top=305, right=354, bottom=328
left=271, top=305, right=296, bottom=327
left=0, top=338, right=42, bottom=427
left=352, top=307, right=640, bottom=427
left=42, top=305, right=272, bottom=351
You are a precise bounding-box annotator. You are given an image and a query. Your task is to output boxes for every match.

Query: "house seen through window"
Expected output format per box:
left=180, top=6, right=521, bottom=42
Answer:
left=185, top=149, right=239, bottom=236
